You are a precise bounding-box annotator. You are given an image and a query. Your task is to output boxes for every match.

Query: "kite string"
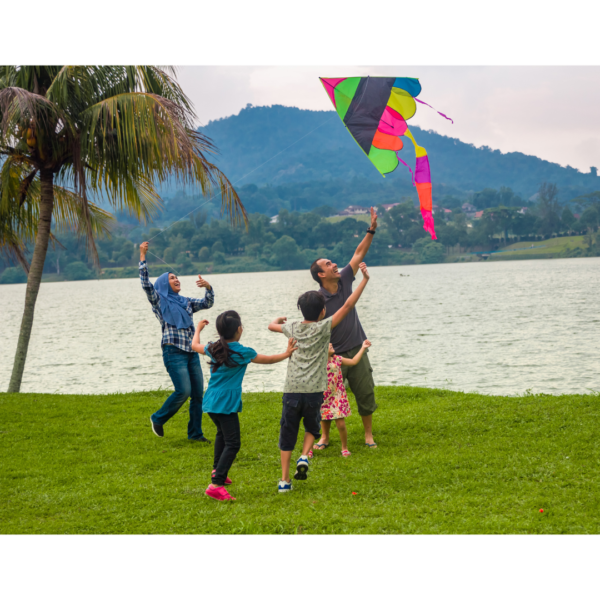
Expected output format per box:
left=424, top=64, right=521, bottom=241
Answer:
left=146, top=250, right=181, bottom=276
left=146, top=114, right=337, bottom=243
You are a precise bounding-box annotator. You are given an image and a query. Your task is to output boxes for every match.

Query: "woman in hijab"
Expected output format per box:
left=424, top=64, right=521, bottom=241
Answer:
left=139, top=241, right=214, bottom=441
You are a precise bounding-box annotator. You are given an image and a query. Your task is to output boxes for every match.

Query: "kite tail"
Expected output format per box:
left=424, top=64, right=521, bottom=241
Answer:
left=421, top=209, right=437, bottom=239
left=415, top=98, right=454, bottom=124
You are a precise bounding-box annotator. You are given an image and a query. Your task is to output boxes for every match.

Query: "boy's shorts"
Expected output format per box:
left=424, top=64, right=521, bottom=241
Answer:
left=278, top=392, right=323, bottom=451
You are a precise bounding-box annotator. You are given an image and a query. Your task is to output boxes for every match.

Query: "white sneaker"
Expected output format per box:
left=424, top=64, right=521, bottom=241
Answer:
left=278, top=479, right=293, bottom=493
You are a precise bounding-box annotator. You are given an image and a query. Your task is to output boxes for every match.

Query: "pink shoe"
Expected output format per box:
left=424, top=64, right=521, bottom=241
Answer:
left=205, top=485, right=236, bottom=501
left=308, top=450, right=314, bottom=459
left=341, top=449, right=351, bottom=457
left=211, top=469, right=232, bottom=485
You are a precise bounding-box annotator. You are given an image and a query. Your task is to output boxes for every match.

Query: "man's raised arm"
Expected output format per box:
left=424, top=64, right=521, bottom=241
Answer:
left=349, top=207, right=378, bottom=275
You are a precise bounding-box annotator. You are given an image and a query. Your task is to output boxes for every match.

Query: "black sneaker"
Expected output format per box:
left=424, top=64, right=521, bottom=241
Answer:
left=150, top=418, right=164, bottom=437
left=190, top=436, right=211, bottom=443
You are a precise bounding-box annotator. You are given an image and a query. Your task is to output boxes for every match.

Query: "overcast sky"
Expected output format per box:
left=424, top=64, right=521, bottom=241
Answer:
left=177, top=66, right=600, bottom=174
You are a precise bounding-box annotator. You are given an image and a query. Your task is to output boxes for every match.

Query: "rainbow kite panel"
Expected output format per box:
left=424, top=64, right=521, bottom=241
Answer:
left=320, top=76, right=451, bottom=240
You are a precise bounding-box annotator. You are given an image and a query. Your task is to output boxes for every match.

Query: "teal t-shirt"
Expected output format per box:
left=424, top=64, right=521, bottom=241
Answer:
left=202, top=341, right=258, bottom=414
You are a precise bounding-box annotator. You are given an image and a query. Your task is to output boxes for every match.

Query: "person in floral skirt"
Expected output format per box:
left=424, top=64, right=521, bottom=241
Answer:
left=312, top=339, right=372, bottom=457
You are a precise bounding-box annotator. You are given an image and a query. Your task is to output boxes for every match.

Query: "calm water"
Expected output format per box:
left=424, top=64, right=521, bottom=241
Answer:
left=1, top=258, right=599, bottom=395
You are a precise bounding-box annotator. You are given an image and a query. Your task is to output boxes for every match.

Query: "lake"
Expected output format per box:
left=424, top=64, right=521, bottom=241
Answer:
left=2, top=257, right=599, bottom=396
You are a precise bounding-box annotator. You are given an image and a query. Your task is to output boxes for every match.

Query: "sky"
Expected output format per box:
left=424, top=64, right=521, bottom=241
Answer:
left=177, top=66, right=600, bottom=174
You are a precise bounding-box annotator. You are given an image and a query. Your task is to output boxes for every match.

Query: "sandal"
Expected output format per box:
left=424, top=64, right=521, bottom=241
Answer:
left=308, top=449, right=314, bottom=458
left=313, top=443, right=329, bottom=450
left=365, top=442, right=378, bottom=448
left=341, top=449, right=351, bottom=457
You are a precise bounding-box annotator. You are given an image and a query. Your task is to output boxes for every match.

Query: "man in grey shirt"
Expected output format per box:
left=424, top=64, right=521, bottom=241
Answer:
left=309, top=207, right=379, bottom=447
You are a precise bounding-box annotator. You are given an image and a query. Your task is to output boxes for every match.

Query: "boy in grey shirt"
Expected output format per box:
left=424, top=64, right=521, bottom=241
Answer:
left=268, top=263, right=370, bottom=492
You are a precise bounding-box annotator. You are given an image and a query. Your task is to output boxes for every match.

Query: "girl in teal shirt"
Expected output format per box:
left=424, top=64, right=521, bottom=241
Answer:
left=192, top=310, right=296, bottom=501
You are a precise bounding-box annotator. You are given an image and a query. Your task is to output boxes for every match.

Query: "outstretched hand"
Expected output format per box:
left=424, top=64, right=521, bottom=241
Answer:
left=196, top=319, right=209, bottom=331
left=140, top=241, right=149, bottom=260
left=369, top=207, right=378, bottom=230
left=359, top=262, right=370, bottom=280
left=286, top=337, right=298, bottom=357
left=274, top=317, right=287, bottom=325
left=196, top=275, right=211, bottom=291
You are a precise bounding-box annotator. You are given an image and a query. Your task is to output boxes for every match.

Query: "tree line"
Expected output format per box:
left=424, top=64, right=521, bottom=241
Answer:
left=3, top=182, right=600, bottom=285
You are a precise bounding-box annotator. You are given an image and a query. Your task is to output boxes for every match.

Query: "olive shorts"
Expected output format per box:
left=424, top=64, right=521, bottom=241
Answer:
left=339, top=345, right=377, bottom=416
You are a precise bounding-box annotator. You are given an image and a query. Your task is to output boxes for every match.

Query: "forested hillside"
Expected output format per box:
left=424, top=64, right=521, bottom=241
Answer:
left=192, top=105, right=598, bottom=202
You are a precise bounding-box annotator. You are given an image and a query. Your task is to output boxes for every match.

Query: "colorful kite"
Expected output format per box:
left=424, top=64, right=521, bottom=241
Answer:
left=320, top=76, right=452, bottom=240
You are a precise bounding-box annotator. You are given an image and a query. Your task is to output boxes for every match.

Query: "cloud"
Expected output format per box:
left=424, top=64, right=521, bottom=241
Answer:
left=177, top=66, right=600, bottom=173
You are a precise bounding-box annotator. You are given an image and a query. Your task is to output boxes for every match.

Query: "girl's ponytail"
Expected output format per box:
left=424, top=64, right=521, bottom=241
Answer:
left=207, top=310, right=243, bottom=372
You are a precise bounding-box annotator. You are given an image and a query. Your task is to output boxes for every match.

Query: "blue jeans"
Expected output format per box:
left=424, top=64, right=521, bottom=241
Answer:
left=152, top=345, right=204, bottom=439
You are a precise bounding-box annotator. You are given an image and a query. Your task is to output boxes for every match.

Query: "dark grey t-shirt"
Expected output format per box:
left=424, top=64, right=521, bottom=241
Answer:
left=320, top=264, right=367, bottom=353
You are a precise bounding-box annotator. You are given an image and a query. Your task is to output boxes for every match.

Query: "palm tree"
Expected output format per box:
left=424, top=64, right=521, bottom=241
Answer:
left=1, top=66, right=245, bottom=393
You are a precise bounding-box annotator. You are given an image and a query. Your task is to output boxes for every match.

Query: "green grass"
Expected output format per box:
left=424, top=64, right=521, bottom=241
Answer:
left=491, top=236, right=586, bottom=259
left=1, top=387, right=599, bottom=534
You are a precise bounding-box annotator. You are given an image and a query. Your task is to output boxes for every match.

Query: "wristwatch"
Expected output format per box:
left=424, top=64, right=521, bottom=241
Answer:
left=366, top=228, right=376, bottom=235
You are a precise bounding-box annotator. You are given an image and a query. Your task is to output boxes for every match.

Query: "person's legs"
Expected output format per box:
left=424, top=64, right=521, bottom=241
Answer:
left=280, top=450, right=293, bottom=482
left=187, top=352, right=205, bottom=440
left=152, top=346, right=192, bottom=427
left=301, top=432, right=316, bottom=456
left=341, top=347, right=377, bottom=446
left=279, top=394, right=302, bottom=482
left=211, top=413, right=241, bottom=486
left=335, top=418, right=349, bottom=451
left=208, top=413, right=225, bottom=472
left=314, top=420, right=332, bottom=447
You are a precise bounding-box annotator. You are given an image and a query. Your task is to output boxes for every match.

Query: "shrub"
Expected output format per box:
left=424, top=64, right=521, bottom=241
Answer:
left=198, top=247, right=210, bottom=261
left=213, top=251, right=226, bottom=265
left=0, top=267, right=27, bottom=284
left=211, top=241, right=225, bottom=256
left=65, top=262, right=94, bottom=280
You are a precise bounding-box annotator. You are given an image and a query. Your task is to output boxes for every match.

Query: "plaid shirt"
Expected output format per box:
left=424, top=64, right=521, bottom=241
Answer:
left=139, top=261, right=214, bottom=352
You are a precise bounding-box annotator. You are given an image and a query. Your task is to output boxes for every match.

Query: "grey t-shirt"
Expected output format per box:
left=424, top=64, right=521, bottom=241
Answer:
left=281, top=317, right=333, bottom=393
left=320, top=263, right=367, bottom=354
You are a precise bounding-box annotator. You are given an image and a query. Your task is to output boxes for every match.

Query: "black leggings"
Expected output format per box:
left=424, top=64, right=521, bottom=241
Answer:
left=208, top=412, right=241, bottom=486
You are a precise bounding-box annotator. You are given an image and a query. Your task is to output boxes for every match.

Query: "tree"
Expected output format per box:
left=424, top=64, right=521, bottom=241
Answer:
left=482, top=206, right=521, bottom=243
left=270, top=235, right=307, bottom=270
left=1, top=66, right=245, bottom=392
left=535, top=182, right=560, bottom=236
left=0, top=266, right=27, bottom=284
left=65, top=261, right=93, bottom=280
left=561, top=207, right=576, bottom=233
left=578, top=207, right=599, bottom=231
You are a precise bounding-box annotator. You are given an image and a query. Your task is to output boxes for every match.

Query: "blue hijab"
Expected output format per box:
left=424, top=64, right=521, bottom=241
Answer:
left=154, top=272, right=193, bottom=330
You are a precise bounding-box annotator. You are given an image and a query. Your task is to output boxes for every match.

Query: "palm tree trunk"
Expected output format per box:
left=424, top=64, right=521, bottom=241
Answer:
left=8, top=171, right=54, bottom=393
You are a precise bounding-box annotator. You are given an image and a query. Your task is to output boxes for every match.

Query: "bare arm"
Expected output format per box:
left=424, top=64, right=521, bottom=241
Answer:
left=268, top=316, right=287, bottom=334
left=191, top=319, right=209, bottom=355
left=252, top=338, right=298, bottom=364
left=349, top=207, right=378, bottom=275
left=331, top=263, right=370, bottom=329
left=340, top=340, right=371, bottom=366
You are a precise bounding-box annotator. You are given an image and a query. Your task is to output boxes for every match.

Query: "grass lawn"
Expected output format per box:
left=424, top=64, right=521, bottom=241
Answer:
left=491, top=236, right=587, bottom=259
left=1, top=387, right=599, bottom=534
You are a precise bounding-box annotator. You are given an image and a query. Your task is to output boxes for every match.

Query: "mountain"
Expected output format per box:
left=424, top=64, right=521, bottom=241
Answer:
left=196, top=104, right=598, bottom=204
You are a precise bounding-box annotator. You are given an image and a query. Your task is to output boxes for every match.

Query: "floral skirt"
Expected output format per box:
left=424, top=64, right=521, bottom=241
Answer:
left=320, top=392, right=351, bottom=420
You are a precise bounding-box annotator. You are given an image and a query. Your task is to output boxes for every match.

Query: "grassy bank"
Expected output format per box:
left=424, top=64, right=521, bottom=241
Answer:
left=1, top=387, right=599, bottom=534
left=489, top=236, right=588, bottom=261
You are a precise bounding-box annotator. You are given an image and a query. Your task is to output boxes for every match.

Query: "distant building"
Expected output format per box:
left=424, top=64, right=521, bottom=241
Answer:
left=474, top=210, right=484, bottom=219
left=462, top=203, right=476, bottom=213
left=443, top=208, right=453, bottom=214
left=381, top=203, right=400, bottom=211
left=337, top=205, right=369, bottom=216
left=270, top=215, right=279, bottom=223
left=518, top=207, right=529, bottom=215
